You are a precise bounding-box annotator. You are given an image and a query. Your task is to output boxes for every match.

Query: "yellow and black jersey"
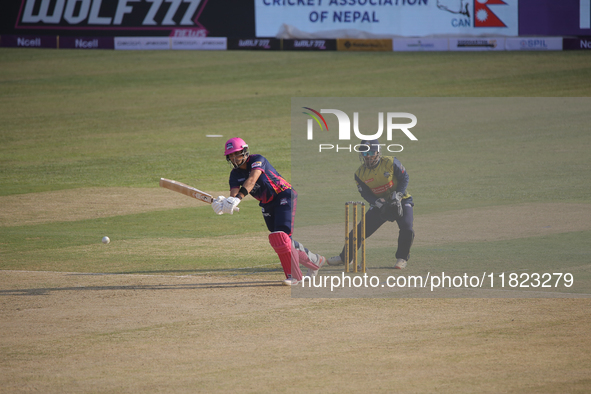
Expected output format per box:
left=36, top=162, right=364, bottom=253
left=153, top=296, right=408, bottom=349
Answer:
left=354, top=156, right=412, bottom=205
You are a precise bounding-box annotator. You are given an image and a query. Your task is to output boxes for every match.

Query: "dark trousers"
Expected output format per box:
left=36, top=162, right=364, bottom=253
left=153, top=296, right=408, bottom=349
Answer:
left=341, top=202, right=414, bottom=262
left=262, top=189, right=296, bottom=236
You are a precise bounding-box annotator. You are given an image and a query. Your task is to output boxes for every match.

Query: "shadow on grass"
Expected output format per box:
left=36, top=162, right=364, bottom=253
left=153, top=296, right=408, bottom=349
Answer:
left=78, top=267, right=283, bottom=276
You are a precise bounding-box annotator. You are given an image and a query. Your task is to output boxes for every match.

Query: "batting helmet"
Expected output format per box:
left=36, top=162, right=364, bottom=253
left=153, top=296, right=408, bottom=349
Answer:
left=224, top=137, right=248, bottom=156
left=224, top=137, right=250, bottom=168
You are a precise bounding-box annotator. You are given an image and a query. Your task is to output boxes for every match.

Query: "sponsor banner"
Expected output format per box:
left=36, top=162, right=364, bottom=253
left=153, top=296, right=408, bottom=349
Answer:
left=283, top=39, right=337, bottom=50
left=1, top=0, right=255, bottom=38
left=171, top=36, right=227, bottom=50
left=11, top=0, right=209, bottom=36
left=449, top=37, right=505, bottom=51
left=0, top=34, right=56, bottom=48
left=255, top=0, right=519, bottom=38
left=505, top=37, right=562, bottom=51
left=563, top=37, right=591, bottom=50
left=227, top=38, right=280, bottom=50
left=59, top=36, right=114, bottom=49
left=519, top=0, right=591, bottom=36
left=337, top=38, right=392, bottom=52
left=114, top=37, right=170, bottom=50
left=392, top=38, right=449, bottom=51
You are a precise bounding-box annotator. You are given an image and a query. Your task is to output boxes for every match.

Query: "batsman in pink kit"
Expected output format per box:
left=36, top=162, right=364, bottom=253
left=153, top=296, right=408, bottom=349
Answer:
left=212, top=137, right=326, bottom=286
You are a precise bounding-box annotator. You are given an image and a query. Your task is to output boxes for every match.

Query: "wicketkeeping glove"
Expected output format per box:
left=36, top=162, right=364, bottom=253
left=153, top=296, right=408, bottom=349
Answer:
left=222, top=196, right=241, bottom=215
left=373, top=198, right=388, bottom=215
left=212, top=196, right=225, bottom=215
left=390, top=191, right=404, bottom=218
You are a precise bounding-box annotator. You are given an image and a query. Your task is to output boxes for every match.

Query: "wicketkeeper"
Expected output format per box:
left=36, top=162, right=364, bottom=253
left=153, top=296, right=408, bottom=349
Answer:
left=212, top=137, right=326, bottom=286
left=328, top=139, right=415, bottom=270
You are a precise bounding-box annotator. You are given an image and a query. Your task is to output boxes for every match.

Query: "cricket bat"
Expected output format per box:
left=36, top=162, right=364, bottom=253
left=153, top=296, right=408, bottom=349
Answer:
left=159, top=178, right=239, bottom=211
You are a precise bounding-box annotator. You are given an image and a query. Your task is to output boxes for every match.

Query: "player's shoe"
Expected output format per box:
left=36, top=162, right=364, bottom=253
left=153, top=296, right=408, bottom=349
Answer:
left=282, top=275, right=300, bottom=286
left=327, top=255, right=344, bottom=266
left=306, top=256, right=326, bottom=278
left=394, top=259, right=407, bottom=269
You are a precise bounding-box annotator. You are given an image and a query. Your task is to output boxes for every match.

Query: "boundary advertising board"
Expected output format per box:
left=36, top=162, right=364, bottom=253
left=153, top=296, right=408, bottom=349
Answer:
left=255, top=0, right=519, bottom=38
left=519, top=0, right=591, bottom=36
left=0, top=0, right=255, bottom=37
left=0, top=0, right=589, bottom=41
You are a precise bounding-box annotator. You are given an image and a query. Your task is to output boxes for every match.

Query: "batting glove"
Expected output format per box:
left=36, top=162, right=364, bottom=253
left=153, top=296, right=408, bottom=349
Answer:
left=212, top=196, right=225, bottom=215
left=222, top=196, right=241, bottom=215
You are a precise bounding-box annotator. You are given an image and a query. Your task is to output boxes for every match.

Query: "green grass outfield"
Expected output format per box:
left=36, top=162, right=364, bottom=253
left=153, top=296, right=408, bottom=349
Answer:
left=1, top=49, right=590, bottom=278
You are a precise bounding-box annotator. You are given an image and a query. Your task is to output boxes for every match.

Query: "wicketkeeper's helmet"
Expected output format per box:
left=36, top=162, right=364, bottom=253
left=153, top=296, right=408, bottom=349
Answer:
left=359, top=139, right=382, bottom=169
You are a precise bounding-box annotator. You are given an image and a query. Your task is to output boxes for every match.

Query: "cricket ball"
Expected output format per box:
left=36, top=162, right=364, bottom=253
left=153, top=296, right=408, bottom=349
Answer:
left=102, top=236, right=110, bottom=244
